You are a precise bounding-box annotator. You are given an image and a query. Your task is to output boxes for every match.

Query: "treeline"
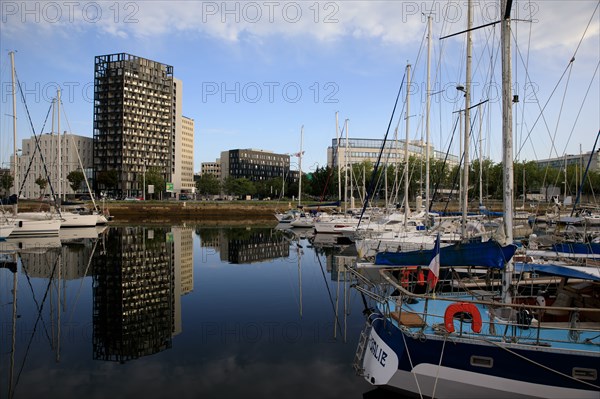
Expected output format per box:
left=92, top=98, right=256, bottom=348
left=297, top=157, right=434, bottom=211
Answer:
left=197, top=157, right=599, bottom=202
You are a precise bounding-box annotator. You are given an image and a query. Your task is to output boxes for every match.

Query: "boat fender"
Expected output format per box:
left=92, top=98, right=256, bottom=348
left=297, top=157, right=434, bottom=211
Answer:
left=517, top=309, right=532, bottom=330
left=444, top=303, right=482, bottom=333
left=18, top=220, right=23, bottom=227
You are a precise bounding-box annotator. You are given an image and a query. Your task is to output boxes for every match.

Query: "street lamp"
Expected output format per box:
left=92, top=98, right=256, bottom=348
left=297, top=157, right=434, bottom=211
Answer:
left=142, top=162, right=147, bottom=201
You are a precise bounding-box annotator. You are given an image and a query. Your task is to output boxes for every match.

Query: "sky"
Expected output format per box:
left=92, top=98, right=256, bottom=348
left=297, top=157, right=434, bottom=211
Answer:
left=0, top=0, right=598, bottom=175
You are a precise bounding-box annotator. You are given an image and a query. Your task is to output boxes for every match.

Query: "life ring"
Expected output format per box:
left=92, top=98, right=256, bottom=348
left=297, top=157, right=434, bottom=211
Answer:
left=444, top=302, right=482, bottom=333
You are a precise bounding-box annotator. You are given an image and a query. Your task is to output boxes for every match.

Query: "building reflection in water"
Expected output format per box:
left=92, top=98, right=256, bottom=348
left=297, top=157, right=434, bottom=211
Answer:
left=218, top=227, right=289, bottom=264
left=92, top=226, right=193, bottom=363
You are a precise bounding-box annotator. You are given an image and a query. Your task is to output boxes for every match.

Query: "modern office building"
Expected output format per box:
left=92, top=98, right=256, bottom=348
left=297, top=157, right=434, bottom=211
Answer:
left=172, top=78, right=196, bottom=196
left=93, top=53, right=177, bottom=198
left=17, top=132, right=93, bottom=199
left=327, top=138, right=458, bottom=168
left=535, top=151, right=599, bottom=172
left=219, top=149, right=290, bottom=182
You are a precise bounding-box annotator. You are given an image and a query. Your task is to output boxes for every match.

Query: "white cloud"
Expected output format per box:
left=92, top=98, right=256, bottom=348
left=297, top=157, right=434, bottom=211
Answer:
left=2, top=1, right=596, bottom=56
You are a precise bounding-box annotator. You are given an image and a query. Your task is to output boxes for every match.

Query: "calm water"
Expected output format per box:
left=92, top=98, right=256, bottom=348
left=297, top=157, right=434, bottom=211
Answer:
left=0, top=223, right=395, bottom=399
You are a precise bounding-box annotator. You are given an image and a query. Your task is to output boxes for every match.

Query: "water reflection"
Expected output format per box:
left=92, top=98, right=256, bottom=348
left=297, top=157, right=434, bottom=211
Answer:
left=0, top=224, right=381, bottom=398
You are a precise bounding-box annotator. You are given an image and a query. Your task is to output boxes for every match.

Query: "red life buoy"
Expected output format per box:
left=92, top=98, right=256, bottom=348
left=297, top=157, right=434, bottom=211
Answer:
left=444, top=302, right=482, bottom=333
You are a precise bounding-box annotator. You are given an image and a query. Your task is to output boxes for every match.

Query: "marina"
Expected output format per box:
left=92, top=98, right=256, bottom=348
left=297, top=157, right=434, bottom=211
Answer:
left=1, top=1, right=598, bottom=398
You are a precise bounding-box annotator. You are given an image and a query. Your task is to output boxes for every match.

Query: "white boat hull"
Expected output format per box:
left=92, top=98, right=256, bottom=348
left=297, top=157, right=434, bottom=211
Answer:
left=60, top=212, right=99, bottom=228
left=10, top=218, right=61, bottom=237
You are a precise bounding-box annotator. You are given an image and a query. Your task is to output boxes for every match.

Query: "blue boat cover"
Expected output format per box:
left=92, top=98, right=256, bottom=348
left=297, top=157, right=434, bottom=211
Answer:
left=375, top=240, right=517, bottom=269
left=515, top=263, right=600, bottom=282
left=551, top=242, right=600, bottom=255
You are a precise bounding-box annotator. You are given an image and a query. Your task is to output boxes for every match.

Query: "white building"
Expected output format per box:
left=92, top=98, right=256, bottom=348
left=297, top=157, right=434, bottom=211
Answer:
left=172, top=78, right=196, bottom=197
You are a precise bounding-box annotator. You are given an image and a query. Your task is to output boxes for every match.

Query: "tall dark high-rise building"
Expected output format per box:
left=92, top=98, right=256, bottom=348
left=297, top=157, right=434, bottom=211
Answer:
left=93, top=53, right=174, bottom=197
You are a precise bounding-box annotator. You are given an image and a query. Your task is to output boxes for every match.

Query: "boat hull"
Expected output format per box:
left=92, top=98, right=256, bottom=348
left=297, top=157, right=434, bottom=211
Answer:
left=361, top=312, right=600, bottom=399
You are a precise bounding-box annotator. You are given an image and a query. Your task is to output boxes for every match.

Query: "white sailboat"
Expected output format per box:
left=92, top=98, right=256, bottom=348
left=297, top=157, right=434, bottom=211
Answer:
left=51, top=89, right=100, bottom=228
left=7, top=51, right=61, bottom=238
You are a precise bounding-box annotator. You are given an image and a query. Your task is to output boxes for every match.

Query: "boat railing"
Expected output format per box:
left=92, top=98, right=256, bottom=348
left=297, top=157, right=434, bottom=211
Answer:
left=351, top=267, right=600, bottom=348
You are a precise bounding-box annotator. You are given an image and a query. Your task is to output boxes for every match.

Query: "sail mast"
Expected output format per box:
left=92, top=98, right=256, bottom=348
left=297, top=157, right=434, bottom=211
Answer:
left=336, top=112, right=341, bottom=204
left=462, top=0, right=473, bottom=236
left=425, top=15, right=432, bottom=216
left=404, top=63, right=411, bottom=228
left=298, top=125, right=303, bottom=207
left=10, top=51, right=18, bottom=202
left=501, top=0, right=514, bottom=304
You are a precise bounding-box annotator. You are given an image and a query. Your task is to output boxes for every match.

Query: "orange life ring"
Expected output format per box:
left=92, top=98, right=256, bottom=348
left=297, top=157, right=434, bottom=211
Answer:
left=444, top=302, right=482, bottom=333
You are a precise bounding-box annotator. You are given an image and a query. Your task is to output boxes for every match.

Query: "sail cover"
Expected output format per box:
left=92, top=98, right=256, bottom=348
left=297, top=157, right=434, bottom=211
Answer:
left=375, top=240, right=517, bottom=269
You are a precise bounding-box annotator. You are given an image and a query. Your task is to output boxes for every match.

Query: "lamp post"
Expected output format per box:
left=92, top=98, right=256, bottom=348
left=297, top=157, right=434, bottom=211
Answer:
left=142, top=162, right=146, bottom=201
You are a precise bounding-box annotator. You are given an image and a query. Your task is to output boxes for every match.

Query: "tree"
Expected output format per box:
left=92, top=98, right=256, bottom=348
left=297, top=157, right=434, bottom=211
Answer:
left=223, top=177, right=255, bottom=198
left=196, top=173, right=221, bottom=196
left=0, top=172, right=13, bottom=196
left=145, top=167, right=166, bottom=199
left=67, top=170, right=86, bottom=193
left=35, top=175, right=48, bottom=193
left=96, top=170, right=120, bottom=193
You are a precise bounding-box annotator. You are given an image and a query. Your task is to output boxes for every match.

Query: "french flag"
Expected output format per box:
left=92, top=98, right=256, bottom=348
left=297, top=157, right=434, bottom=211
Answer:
left=427, top=233, right=441, bottom=287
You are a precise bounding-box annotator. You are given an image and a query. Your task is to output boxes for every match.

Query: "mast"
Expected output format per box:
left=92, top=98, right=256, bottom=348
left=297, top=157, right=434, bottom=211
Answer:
left=501, top=0, right=514, bottom=304
left=298, top=125, right=303, bottom=207
left=425, top=14, right=432, bottom=216
left=404, top=63, right=411, bottom=228
left=336, top=112, right=341, bottom=205
left=57, top=89, right=62, bottom=202
left=347, top=120, right=353, bottom=210
left=461, top=0, right=473, bottom=236
left=344, top=119, right=349, bottom=214
left=10, top=51, right=18, bottom=203
left=478, top=103, right=484, bottom=206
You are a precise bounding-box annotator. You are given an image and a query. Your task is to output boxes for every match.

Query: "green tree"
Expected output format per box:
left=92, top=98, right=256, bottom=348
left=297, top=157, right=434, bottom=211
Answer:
left=0, top=172, right=13, bottom=196
left=196, top=173, right=221, bottom=196
left=35, top=175, right=48, bottom=196
left=96, top=170, right=120, bottom=193
left=66, top=170, right=86, bottom=193
left=145, top=167, right=166, bottom=199
left=223, top=177, right=256, bottom=198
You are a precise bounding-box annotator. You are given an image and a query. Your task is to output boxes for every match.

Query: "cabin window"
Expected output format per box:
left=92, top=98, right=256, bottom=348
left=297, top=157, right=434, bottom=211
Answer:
left=470, top=356, right=493, bottom=368
left=572, top=368, right=597, bottom=381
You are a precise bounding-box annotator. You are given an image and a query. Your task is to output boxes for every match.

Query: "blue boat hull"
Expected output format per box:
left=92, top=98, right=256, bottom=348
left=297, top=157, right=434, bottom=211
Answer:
left=361, top=311, right=600, bottom=398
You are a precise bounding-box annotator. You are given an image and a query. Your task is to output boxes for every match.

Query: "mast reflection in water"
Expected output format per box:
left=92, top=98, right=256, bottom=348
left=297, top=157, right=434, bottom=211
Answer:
left=0, top=224, right=387, bottom=399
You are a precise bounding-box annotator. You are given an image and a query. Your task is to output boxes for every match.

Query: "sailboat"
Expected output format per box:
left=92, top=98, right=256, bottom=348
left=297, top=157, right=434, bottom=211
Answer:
left=351, top=2, right=600, bottom=398
left=50, top=90, right=100, bottom=228
left=7, top=51, right=61, bottom=237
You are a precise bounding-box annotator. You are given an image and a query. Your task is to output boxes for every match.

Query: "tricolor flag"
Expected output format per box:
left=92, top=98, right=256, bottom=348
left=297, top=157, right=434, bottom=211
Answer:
left=427, top=233, right=441, bottom=287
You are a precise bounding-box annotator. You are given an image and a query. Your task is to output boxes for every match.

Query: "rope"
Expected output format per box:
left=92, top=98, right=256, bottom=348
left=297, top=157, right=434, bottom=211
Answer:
left=400, top=324, right=425, bottom=399
left=431, top=335, right=448, bottom=398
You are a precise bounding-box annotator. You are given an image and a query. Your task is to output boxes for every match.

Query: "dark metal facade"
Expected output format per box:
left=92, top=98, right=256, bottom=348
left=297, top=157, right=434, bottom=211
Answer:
left=93, top=53, right=174, bottom=197
left=227, top=149, right=290, bottom=182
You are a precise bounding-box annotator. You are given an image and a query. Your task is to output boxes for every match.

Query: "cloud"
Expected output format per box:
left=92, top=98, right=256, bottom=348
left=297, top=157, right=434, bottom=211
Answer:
left=3, top=1, right=597, bottom=56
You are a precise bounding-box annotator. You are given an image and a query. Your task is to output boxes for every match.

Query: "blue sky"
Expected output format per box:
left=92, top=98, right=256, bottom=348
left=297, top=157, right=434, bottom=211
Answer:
left=1, top=1, right=598, bottom=175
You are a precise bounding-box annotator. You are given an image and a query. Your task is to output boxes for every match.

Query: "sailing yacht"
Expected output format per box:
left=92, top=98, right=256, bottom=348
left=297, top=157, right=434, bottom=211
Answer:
left=351, top=2, right=600, bottom=398
left=6, top=51, right=61, bottom=238
left=0, top=213, right=16, bottom=240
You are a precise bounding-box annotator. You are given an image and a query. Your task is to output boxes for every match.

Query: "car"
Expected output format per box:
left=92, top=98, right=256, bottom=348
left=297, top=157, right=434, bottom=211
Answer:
left=179, top=194, right=189, bottom=201
left=124, top=196, right=141, bottom=201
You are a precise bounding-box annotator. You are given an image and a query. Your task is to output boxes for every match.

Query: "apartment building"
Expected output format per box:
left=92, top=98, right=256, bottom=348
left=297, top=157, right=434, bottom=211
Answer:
left=17, top=132, right=93, bottom=199
left=93, top=53, right=180, bottom=198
